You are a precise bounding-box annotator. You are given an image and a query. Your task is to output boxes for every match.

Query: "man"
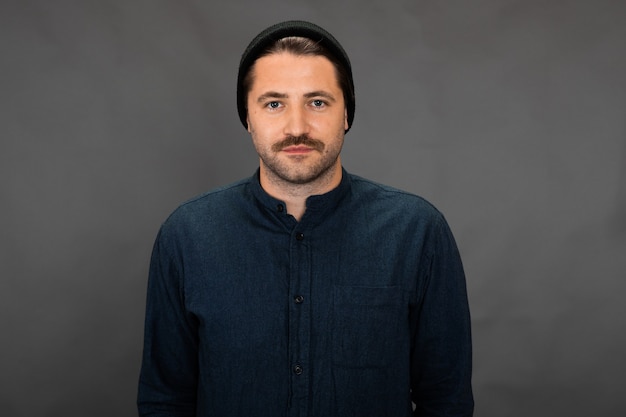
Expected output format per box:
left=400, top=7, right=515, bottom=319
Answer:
left=138, top=20, right=473, bottom=417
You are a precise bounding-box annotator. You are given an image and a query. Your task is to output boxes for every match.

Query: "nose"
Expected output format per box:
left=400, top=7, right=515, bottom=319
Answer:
left=284, top=105, right=310, bottom=137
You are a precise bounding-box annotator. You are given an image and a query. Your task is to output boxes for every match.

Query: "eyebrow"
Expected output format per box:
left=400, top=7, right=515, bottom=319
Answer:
left=304, top=91, right=337, bottom=102
left=256, top=92, right=288, bottom=103
left=256, top=90, right=337, bottom=103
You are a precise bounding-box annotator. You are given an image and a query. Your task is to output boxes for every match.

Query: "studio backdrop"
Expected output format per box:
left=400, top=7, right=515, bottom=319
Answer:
left=1, top=1, right=625, bottom=416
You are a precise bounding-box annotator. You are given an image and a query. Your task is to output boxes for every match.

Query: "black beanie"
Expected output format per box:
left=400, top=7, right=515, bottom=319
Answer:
left=237, top=20, right=355, bottom=132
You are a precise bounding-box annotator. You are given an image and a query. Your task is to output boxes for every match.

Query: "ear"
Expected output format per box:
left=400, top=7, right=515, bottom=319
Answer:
left=344, top=108, right=349, bottom=130
left=246, top=115, right=252, bottom=133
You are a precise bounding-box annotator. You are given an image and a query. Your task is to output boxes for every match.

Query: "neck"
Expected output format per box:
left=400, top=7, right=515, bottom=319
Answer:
left=259, top=161, right=342, bottom=221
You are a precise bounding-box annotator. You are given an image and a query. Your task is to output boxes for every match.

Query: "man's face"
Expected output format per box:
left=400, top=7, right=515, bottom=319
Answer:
left=246, top=52, right=348, bottom=186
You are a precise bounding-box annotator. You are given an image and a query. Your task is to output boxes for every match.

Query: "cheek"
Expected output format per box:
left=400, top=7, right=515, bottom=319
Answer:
left=247, top=112, right=265, bottom=136
left=251, top=117, right=283, bottom=137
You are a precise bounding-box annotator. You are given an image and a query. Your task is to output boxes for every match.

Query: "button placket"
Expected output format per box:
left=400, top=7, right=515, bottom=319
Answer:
left=287, top=225, right=310, bottom=411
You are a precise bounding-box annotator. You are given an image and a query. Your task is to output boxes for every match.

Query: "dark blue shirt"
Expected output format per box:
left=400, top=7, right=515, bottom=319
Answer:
left=138, top=169, right=473, bottom=417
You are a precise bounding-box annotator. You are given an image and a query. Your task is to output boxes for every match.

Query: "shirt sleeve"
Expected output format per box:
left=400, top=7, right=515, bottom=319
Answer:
left=410, top=215, right=474, bottom=416
left=137, top=227, right=199, bottom=417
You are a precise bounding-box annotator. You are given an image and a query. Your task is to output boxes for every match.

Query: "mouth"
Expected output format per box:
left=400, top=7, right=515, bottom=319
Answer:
left=281, top=145, right=315, bottom=154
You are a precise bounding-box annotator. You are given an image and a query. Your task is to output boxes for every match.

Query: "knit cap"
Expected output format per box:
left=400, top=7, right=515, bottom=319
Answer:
left=236, top=20, right=355, bottom=132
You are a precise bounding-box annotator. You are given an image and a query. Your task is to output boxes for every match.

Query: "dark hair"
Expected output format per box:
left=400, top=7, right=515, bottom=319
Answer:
left=241, top=36, right=354, bottom=124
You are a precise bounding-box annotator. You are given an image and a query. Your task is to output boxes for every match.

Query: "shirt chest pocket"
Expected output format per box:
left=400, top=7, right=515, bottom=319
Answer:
left=332, top=285, right=407, bottom=369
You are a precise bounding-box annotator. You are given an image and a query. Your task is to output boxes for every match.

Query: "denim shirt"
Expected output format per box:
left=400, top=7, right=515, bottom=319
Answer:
left=138, top=169, right=473, bottom=417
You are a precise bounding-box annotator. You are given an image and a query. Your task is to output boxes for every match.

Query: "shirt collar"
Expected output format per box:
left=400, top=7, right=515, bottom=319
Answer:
left=248, top=167, right=351, bottom=223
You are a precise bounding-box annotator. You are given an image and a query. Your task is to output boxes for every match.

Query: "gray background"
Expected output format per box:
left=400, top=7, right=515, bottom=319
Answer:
left=2, top=0, right=625, bottom=416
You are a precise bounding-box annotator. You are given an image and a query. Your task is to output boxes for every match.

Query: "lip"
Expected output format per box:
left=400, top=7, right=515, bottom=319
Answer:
left=281, top=145, right=315, bottom=154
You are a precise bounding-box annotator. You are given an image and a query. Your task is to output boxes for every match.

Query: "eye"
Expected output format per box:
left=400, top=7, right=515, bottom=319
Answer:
left=311, top=99, right=326, bottom=108
left=266, top=101, right=282, bottom=110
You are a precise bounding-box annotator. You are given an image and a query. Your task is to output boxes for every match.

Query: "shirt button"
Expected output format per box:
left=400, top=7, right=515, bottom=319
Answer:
left=294, top=295, right=304, bottom=304
left=295, top=232, right=304, bottom=241
left=293, top=364, right=303, bottom=375
left=277, top=204, right=284, bottom=212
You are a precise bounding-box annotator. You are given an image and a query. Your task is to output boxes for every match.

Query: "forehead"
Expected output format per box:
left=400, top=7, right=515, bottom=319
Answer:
left=249, top=52, right=340, bottom=92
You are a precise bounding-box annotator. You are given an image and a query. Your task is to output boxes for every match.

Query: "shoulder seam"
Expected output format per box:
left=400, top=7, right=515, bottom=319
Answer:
left=177, top=179, right=249, bottom=209
left=349, top=174, right=442, bottom=213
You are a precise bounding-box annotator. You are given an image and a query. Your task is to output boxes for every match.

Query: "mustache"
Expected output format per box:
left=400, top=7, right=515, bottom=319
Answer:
left=271, top=135, right=325, bottom=152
